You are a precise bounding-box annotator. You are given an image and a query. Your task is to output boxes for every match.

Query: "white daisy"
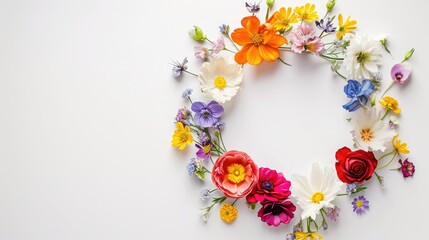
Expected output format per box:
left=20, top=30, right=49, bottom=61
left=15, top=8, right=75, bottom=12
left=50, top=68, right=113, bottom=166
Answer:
left=351, top=108, right=396, bottom=152
left=291, top=163, right=343, bottom=220
left=198, top=56, right=243, bottom=103
left=343, top=34, right=383, bottom=80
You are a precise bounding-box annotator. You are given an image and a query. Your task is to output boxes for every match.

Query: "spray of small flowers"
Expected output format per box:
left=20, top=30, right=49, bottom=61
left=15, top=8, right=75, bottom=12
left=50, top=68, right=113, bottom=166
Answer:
left=171, top=0, right=415, bottom=238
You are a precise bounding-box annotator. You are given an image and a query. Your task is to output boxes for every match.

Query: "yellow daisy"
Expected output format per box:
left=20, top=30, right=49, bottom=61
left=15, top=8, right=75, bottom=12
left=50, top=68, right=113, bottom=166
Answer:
left=336, top=14, right=357, bottom=39
left=393, top=134, right=410, bottom=154
left=294, top=3, right=319, bottom=23
left=269, top=7, right=298, bottom=33
left=295, top=231, right=323, bottom=240
left=379, top=96, right=401, bottom=114
left=171, top=122, right=193, bottom=150
left=219, top=203, right=238, bottom=223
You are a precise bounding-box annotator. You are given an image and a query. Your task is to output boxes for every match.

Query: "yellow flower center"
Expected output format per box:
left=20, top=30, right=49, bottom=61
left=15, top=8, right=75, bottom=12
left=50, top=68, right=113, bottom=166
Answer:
left=356, top=200, right=363, bottom=207
left=311, top=192, right=324, bottom=203
left=360, top=128, right=373, bottom=142
left=180, top=132, right=189, bottom=142
left=356, top=51, right=369, bottom=64
left=214, top=76, right=227, bottom=89
left=220, top=203, right=238, bottom=223
left=251, top=34, right=263, bottom=45
left=203, top=145, right=211, bottom=154
left=227, top=163, right=246, bottom=183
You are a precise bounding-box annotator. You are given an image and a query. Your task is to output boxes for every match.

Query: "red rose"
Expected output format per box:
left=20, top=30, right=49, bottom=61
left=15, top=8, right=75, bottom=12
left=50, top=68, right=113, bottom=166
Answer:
left=335, top=147, right=378, bottom=184
left=212, top=150, right=259, bottom=198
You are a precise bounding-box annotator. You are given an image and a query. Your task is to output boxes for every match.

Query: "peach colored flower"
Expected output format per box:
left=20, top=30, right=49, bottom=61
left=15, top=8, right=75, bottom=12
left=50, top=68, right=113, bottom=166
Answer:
left=211, top=150, right=259, bottom=198
left=231, top=16, right=287, bottom=65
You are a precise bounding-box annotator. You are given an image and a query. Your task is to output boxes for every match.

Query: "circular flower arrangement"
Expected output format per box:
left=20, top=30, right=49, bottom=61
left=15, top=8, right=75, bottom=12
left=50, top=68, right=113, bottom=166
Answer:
left=171, top=1, right=416, bottom=238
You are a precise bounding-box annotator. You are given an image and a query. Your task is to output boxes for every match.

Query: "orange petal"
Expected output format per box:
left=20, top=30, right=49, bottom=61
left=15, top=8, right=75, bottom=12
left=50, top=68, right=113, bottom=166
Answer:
left=259, top=44, right=279, bottom=61
left=267, top=33, right=287, bottom=47
left=246, top=45, right=263, bottom=65
left=234, top=44, right=251, bottom=64
left=231, top=28, right=252, bottom=46
left=241, top=16, right=260, bottom=35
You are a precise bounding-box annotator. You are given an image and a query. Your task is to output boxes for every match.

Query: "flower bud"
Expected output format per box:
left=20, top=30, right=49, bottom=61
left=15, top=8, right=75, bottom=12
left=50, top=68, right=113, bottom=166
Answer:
left=402, top=48, right=415, bottom=62
left=326, top=0, right=336, bottom=12
left=214, top=130, right=220, bottom=137
left=189, top=26, right=206, bottom=41
left=266, top=0, right=275, bottom=8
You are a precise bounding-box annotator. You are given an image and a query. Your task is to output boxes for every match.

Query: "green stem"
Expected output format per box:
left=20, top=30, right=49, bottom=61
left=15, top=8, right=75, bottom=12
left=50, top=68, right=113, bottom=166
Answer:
left=377, top=151, right=398, bottom=169
left=381, top=80, right=395, bottom=97
left=218, top=131, right=227, bottom=152
left=381, top=110, right=390, bottom=120
left=277, top=57, right=292, bottom=66
left=377, top=150, right=395, bottom=162
left=226, top=35, right=240, bottom=51
left=335, top=70, right=347, bottom=80
left=223, top=48, right=236, bottom=54
left=265, top=8, right=270, bottom=22
left=184, top=70, right=198, bottom=77
left=320, top=54, right=344, bottom=60
left=231, top=198, right=238, bottom=206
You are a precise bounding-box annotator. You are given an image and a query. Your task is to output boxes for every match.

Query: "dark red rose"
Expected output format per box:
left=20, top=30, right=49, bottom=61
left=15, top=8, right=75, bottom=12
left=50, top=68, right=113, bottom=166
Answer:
left=335, top=147, right=378, bottom=184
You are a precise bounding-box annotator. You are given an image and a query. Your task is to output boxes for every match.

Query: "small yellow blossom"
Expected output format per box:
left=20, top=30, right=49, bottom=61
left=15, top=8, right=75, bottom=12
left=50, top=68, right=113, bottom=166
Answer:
left=295, top=231, right=323, bottom=240
left=269, top=7, right=298, bottom=33
left=294, top=3, right=319, bottom=22
left=171, top=122, right=193, bottom=150
left=336, top=14, right=357, bottom=39
left=220, top=203, right=238, bottom=223
left=379, top=96, right=401, bottom=114
left=393, top=134, right=410, bottom=154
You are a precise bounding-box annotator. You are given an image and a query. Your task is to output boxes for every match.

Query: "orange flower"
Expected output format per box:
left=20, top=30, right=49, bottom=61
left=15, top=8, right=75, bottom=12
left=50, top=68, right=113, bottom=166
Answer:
left=231, top=16, right=287, bottom=65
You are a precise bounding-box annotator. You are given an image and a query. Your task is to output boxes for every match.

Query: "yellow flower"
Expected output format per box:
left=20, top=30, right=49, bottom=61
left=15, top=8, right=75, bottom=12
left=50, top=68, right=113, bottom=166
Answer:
left=171, top=122, right=193, bottom=150
left=219, top=203, right=238, bottom=223
left=268, top=7, right=298, bottom=33
left=393, top=134, right=410, bottom=154
left=294, top=3, right=319, bottom=22
left=379, top=96, right=401, bottom=114
left=295, top=232, right=323, bottom=240
left=336, top=14, right=357, bottom=39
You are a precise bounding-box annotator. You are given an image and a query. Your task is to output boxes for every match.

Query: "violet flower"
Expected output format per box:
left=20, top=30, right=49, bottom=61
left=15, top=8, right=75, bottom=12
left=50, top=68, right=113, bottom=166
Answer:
left=391, top=63, right=412, bottom=84
left=175, top=107, right=191, bottom=125
left=245, top=2, right=260, bottom=14
left=326, top=206, right=341, bottom=221
left=195, top=143, right=212, bottom=161
left=172, top=57, right=188, bottom=77
left=398, top=159, right=415, bottom=178
left=257, top=200, right=296, bottom=227
left=191, top=101, right=224, bottom=128
left=211, top=37, right=225, bottom=54
left=315, top=16, right=337, bottom=33
left=352, top=195, right=369, bottom=215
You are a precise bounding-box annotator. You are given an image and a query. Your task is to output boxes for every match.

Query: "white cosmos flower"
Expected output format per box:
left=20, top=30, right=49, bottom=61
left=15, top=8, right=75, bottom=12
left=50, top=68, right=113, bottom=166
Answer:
left=351, top=108, right=396, bottom=152
left=343, top=34, right=383, bottom=80
left=291, top=163, right=343, bottom=220
left=198, top=56, right=243, bottom=103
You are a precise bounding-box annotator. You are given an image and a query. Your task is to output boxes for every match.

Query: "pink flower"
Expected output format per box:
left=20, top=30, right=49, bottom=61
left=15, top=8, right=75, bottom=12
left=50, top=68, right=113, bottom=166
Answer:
left=211, top=150, right=259, bottom=198
left=211, top=37, right=225, bottom=54
left=398, top=159, right=415, bottom=178
left=257, top=200, right=296, bottom=227
left=194, top=46, right=210, bottom=60
left=391, top=63, right=412, bottom=84
left=289, top=24, right=324, bottom=55
left=246, top=167, right=292, bottom=203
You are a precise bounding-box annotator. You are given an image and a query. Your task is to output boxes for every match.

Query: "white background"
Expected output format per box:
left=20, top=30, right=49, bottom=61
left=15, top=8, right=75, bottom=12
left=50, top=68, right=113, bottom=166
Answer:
left=0, top=0, right=427, bottom=239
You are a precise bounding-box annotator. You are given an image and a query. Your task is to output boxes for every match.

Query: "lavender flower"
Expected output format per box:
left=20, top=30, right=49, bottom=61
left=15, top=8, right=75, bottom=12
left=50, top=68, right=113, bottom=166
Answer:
left=315, top=16, right=337, bottom=33
left=198, top=132, right=210, bottom=145
left=175, top=107, right=191, bottom=125
left=352, top=195, right=369, bottom=215
left=191, top=101, right=224, bottom=128
left=187, top=158, right=198, bottom=176
left=342, top=79, right=375, bottom=112
left=211, top=37, right=225, bottom=54
left=398, top=159, right=415, bottom=178
left=391, top=63, right=412, bottom=84
left=182, top=88, right=193, bottom=99
left=346, top=183, right=357, bottom=195
left=214, top=121, right=225, bottom=130
left=245, top=2, right=260, bottom=14
left=172, top=58, right=188, bottom=77
left=194, top=46, right=210, bottom=60
left=219, top=24, right=230, bottom=35
left=326, top=206, right=340, bottom=221
left=200, top=189, right=211, bottom=200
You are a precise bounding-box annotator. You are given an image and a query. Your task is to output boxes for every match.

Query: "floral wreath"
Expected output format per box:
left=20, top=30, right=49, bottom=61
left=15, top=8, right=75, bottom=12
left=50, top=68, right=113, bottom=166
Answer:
left=170, top=1, right=415, bottom=239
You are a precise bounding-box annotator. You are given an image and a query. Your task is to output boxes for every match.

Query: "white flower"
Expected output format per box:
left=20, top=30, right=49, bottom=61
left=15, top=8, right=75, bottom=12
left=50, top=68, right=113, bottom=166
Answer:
left=291, top=163, right=343, bottom=220
left=198, top=56, right=243, bottom=103
left=351, top=108, right=396, bottom=152
left=343, top=34, right=383, bottom=80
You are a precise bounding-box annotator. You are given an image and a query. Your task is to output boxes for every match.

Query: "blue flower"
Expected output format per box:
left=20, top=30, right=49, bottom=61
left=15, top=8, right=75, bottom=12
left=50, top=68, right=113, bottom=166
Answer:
left=182, top=88, right=193, bottom=99
left=342, top=79, right=374, bottom=112
left=172, top=57, right=188, bottom=77
left=187, top=158, right=198, bottom=176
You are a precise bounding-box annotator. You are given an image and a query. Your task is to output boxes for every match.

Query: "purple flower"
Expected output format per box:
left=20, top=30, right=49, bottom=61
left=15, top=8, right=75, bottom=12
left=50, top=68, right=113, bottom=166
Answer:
left=175, top=107, right=191, bottom=125
left=214, top=121, right=225, bottom=129
left=342, top=79, right=375, bottom=112
left=198, top=132, right=210, bottom=145
left=245, top=2, right=260, bottom=14
left=172, top=57, right=188, bottom=77
left=398, top=159, right=415, bottom=178
left=194, top=46, right=210, bottom=60
left=326, top=206, right=341, bottom=221
left=219, top=24, right=230, bottom=35
left=200, top=188, right=211, bottom=200
left=315, top=16, right=337, bottom=33
left=195, top=143, right=212, bottom=161
left=257, top=200, right=296, bottom=227
left=352, top=195, right=369, bottom=215
left=346, top=183, right=357, bottom=195
left=182, top=88, right=193, bottom=99
left=391, top=63, right=412, bottom=84
left=191, top=101, right=224, bottom=128
left=211, top=37, right=225, bottom=54
left=187, top=158, right=198, bottom=176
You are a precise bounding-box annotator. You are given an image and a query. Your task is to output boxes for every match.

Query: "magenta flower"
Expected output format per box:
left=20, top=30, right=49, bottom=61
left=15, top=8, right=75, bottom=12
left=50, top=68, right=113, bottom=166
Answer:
left=398, top=159, right=415, bottom=178
left=391, top=63, right=411, bottom=84
left=195, top=143, right=212, bottom=161
left=246, top=167, right=292, bottom=203
left=257, top=200, right=296, bottom=227
left=289, top=24, right=324, bottom=55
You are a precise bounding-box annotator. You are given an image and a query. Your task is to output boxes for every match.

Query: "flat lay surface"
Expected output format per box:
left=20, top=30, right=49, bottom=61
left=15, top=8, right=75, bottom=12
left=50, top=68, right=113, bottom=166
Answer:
left=0, top=0, right=427, bottom=239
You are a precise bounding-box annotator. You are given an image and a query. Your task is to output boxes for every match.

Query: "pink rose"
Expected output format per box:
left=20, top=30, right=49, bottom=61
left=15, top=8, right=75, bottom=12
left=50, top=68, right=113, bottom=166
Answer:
left=211, top=150, right=259, bottom=198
